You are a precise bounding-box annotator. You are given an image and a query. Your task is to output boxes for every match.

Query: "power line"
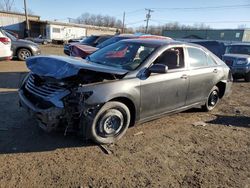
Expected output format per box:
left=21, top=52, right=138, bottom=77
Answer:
left=126, top=20, right=145, bottom=25
left=150, top=4, right=250, bottom=11
left=151, top=19, right=250, bottom=24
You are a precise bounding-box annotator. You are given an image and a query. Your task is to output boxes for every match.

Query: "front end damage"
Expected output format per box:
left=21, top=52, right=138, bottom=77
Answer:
left=18, top=55, right=127, bottom=137
left=19, top=71, right=119, bottom=137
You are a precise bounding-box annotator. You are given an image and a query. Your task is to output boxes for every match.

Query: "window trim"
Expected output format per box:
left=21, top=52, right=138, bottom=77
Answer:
left=150, top=45, right=187, bottom=72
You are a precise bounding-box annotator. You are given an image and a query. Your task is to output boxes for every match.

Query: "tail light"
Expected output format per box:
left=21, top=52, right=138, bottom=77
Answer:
left=0, top=37, right=10, bottom=45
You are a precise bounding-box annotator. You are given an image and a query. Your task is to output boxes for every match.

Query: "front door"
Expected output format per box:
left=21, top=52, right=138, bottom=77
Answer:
left=140, top=47, right=189, bottom=120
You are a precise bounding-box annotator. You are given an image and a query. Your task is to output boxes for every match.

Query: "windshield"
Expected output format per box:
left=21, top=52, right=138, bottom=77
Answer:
left=226, top=45, right=250, bottom=55
left=96, top=36, right=132, bottom=49
left=80, top=36, right=98, bottom=45
left=88, top=41, right=158, bottom=71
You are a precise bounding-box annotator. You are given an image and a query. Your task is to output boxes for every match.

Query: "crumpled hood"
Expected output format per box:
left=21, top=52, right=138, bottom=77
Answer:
left=26, top=55, right=128, bottom=79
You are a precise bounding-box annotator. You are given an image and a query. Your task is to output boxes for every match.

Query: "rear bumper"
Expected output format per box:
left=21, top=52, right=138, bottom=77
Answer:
left=0, top=56, right=12, bottom=61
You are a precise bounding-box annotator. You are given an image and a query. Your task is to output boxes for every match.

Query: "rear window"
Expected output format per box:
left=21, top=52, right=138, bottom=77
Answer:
left=80, top=36, right=99, bottom=45
left=96, top=36, right=131, bottom=49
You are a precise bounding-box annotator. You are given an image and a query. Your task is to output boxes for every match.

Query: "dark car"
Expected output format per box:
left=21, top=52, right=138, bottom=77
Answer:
left=191, top=40, right=226, bottom=59
left=25, top=35, right=52, bottom=45
left=3, top=30, right=41, bottom=61
left=222, top=43, right=250, bottom=82
left=64, top=35, right=112, bottom=56
left=69, top=34, right=172, bottom=59
left=67, top=36, right=86, bottom=43
left=69, top=34, right=135, bottom=58
left=19, top=39, right=232, bottom=144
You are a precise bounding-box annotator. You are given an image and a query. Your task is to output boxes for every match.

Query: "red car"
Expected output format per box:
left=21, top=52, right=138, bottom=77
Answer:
left=69, top=34, right=172, bottom=59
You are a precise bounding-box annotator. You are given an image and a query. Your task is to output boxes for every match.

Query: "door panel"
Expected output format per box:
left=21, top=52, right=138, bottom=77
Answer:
left=140, top=71, right=188, bottom=120
left=186, top=67, right=216, bottom=105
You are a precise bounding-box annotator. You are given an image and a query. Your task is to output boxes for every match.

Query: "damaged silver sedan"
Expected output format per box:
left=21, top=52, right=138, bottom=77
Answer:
left=19, top=39, right=232, bottom=144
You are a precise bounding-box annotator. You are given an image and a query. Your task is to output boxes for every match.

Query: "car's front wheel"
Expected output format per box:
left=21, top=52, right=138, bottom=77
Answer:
left=17, top=48, right=32, bottom=61
left=90, top=101, right=131, bottom=144
left=202, top=86, right=220, bottom=111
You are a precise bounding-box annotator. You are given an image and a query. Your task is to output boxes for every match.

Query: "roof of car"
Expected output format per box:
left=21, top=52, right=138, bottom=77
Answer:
left=122, top=38, right=203, bottom=48
left=229, top=42, right=250, bottom=46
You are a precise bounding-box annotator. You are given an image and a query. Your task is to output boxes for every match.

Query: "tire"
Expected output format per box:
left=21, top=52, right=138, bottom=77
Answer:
left=245, top=72, right=250, bottom=82
left=202, top=86, right=220, bottom=112
left=17, top=48, right=32, bottom=61
left=89, top=101, right=131, bottom=144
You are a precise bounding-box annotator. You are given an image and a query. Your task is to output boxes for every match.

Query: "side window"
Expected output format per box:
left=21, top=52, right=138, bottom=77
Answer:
left=207, top=55, right=217, bottom=66
left=187, top=47, right=207, bottom=68
left=154, top=47, right=185, bottom=70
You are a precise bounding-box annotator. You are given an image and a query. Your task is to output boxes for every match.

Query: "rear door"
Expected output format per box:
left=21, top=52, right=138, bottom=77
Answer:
left=185, top=46, right=220, bottom=105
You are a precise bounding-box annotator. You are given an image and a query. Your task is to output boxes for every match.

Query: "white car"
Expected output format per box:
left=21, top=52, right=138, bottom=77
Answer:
left=0, top=29, right=12, bottom=60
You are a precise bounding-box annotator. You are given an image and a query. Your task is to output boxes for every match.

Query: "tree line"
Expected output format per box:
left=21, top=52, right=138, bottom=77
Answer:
left=72, top=13, right=123, bottom=28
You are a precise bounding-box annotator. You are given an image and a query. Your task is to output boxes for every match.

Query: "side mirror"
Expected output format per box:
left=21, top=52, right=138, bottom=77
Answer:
left=149, top=64, right=168, bottom=74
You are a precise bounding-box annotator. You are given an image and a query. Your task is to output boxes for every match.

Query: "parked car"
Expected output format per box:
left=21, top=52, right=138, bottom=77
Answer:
left=68, top=36, right=86, bottom=43
left=25, top=35, right=52, bottom=45
left=64, top=35, right=112, bottom=56
left=222, top=43, right=250, bottom=82
left=190, top=40, right=226, bottom=59
left=69, top=34, right=172, bottom=59
left=3, top=30, right=41, bottom=61
left=19, top=39, right=232, bottom=144
left=0, top=28, right=12, bottom=60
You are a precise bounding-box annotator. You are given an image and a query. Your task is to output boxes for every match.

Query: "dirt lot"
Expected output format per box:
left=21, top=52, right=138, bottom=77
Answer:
left=0, top=45, right=249, bottom=187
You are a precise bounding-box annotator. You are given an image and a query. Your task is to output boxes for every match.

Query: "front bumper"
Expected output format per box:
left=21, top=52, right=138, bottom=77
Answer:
left=230, top=65, right=250, bottom=74
left=18, top=89, right=64, bottom=131
left=32, top=47, right=41, bottom=56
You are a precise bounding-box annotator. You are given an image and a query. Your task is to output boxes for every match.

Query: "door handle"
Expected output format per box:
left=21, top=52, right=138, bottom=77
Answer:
left=180, top=74, right=188, bottom=79
left=213, top=69, right=218, bottom=73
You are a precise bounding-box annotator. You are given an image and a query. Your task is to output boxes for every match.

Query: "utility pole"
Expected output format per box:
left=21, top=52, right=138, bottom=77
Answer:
left=24, top=0, right=30, bottom=37
left=145, top=8, right=154, bottom=34
left=122, top=11, right=125, bottom=33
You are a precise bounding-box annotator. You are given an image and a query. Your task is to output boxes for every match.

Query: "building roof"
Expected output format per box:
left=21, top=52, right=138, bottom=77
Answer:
left=0, top=10, right=40, bottom=19
left=29, top=20, right=118, bottom=31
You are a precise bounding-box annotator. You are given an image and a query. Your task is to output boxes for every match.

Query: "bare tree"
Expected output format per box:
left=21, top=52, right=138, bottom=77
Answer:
left=74, top=12, right=123, bottom=28
left=0, top=0, right=15, bottom=11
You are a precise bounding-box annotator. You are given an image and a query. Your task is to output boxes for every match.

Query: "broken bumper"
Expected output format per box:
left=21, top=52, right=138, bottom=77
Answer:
left=18, top=89, right=64, bottom=131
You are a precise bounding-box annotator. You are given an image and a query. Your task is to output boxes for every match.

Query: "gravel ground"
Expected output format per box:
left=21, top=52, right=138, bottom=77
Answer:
left=0, top=45, right=249, bottom=187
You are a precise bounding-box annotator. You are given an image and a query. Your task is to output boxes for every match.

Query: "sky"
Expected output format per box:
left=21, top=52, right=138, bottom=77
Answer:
left=13, top=0, right=250, bottom=29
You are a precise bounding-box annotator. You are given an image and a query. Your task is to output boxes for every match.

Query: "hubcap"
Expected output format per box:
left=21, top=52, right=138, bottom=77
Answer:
left=97, top=110, right=124, bottom=137
left=208, top=90, right=218, bottom=107
left=20, top=50, right=31, bottom=60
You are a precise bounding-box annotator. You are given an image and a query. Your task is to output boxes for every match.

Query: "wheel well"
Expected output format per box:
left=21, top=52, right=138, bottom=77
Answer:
left=110, top=97, right=136, bottom=127
left=216, top=81, right=226, bottom=98
left=16, top=47, right=32, bottom=56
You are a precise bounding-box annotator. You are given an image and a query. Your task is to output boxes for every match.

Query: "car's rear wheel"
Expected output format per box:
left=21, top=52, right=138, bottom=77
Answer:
left=202, top=86, right=220, bottom=111
left=245, top=72, right=250, bottom=82
left=90, top=101, right=130, bottom=144
left=17, top=48, right=32, bottom=61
